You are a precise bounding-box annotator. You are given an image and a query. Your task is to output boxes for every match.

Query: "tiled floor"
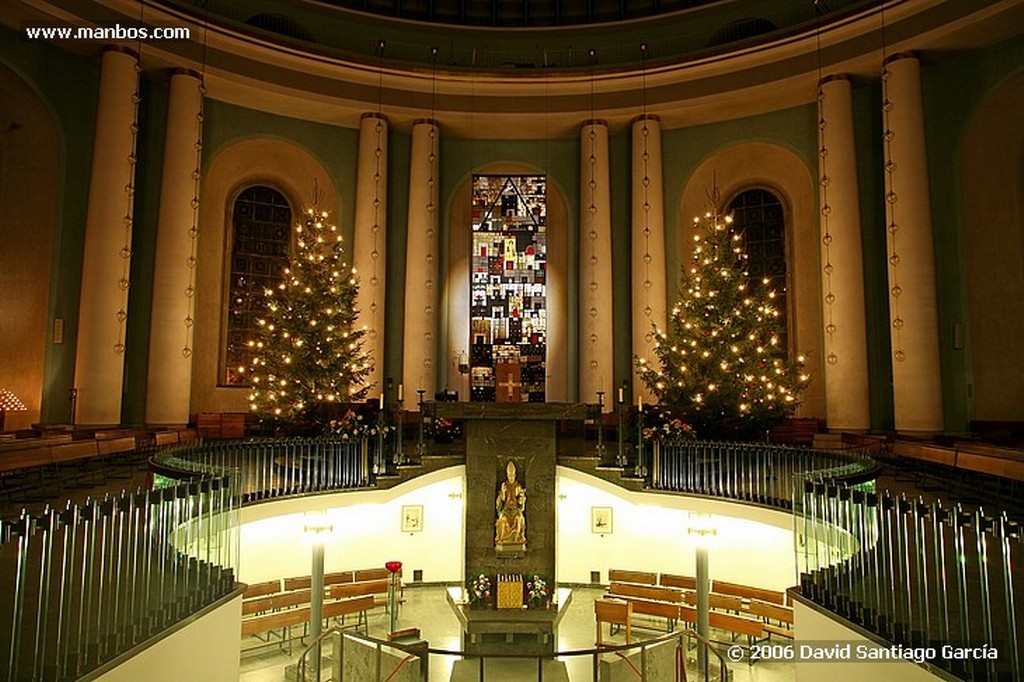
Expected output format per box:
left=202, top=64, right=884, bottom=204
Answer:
left=239, top=585, right=797, bottom=681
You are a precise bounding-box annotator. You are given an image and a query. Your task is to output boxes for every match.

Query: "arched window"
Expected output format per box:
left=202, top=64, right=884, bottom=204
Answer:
left=726, top=188, right=789, bottom=353
left=224, top=186, right=292, bottom=385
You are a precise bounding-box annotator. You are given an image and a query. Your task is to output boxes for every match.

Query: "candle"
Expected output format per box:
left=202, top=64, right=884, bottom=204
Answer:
left=618, top=387, right=624, bottom=404
left=398, top=383, right=404, bottom=402
left=379, top=393, right=384, bottom=409
left=638, top=395, right=643, bottom=411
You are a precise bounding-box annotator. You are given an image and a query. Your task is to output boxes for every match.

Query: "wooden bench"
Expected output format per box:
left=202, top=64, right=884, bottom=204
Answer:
left=607, top=582, right=685, bottom=630
left=241, top=594, right=375, bottom=653
left=711, top=580, right=787, bottom=606
left=683, top=591, right=746, bottom=613
left=709, top=611, right=763, bottom=646
left=595, top=598, right=632, bottom=645
left=748, top=598, right=794, bottom=639
left=659, top=573, right=696, bottom=590
left=608, top=569, right=657, bottom=586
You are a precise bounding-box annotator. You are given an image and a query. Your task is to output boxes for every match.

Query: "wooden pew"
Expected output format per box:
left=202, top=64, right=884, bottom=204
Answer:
left=709, top=611, right=763, bottom=645
left=683, top=591, right=746, bottom=613
left=748, top=599, right=794, bottom=639
left=711, top=580, right=786, bottom=606
left=595, top=598, right=632, bottom=646
left=659, top=573, right=696, bottom=590
left=608, top=569, right=657, bottom=585
left=244, top=579, right=283, bottom=599
left=608, top=582, right=683, bottom=603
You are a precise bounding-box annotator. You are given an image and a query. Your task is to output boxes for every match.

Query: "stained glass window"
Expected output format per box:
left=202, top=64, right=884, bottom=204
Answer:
left=470, top=175, right=547, bottom=402
left=224, top=186, right=292, bottom=385
left=727, top=188, right=789, bottom=353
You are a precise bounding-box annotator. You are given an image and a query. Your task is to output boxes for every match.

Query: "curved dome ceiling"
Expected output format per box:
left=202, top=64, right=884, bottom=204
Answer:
left=310, top=0, right=744, bottom=28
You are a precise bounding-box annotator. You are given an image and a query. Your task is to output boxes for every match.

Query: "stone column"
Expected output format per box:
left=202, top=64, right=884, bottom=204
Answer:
left=353, top=113, right=388, bottom=400
left=146, top=69, right=203, bottom=425
left=630, top=114, right=667, bottom=402
left=74, top=46, right=140, bottom=426
left=403, top=119, right=440, bottom=404
left=882, top=53, right=943, bottom=432
left=818, top=76, right=871, bottom=431
left=579, top=120, right=614, bottom=409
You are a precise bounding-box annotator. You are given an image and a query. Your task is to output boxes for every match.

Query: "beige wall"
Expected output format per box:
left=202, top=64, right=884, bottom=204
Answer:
left=192, top=138, right=338, bottom=416
left=962, top=70, right=1024, bottom=421
left=678, top=143, right=825, bottom=420
left=0, top=64, right=59, bottom=430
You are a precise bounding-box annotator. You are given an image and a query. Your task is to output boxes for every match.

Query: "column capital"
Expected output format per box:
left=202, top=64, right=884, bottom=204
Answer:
left=411, top=117, right=440, bottom=128
left=818, top=74, right=851, bottom=87
left=102, top=44, right=139, bottom=60
left=883, top=50, right=919, bottom=66
left=630, top=113, right=660, bottom=125
left=361, top=111, right=389, bottom=123
left=170, top=67, right=203, bottom=81
left=581, top=118, right=608, bottom=129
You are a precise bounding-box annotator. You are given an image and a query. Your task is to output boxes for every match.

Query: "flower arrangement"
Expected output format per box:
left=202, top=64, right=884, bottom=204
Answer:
left=328, top=410, right=393, bottom=440
left=641, top=409, right=696, bottom=442
left=468, top=573, right=492, bottom=606
left=430, top=417, right=461, bottom=443
left=525, top=574, right=550, bottom=607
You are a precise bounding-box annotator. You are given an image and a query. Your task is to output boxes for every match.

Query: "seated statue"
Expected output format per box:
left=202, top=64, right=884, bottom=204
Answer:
left=495, top=460, right=526, bottom=547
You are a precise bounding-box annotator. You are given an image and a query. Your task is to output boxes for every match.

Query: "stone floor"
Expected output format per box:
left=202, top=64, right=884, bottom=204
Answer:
left=239, top=585, right=798, bottom=681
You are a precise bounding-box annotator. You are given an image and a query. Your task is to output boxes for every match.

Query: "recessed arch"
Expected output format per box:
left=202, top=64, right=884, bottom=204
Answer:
left=678, top=142, right=823, bottom=419
left=961, top=68, right=1024, bottom=421
left=0, top=63, right=60, bottom=430
left=193, top=137, right=339, bottom=415
left=444, top=162, right=569, bottom=402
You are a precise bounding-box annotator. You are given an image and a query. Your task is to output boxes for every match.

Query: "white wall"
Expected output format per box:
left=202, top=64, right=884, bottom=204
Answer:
left=92, top=594, right=242, bottom=682
left=237, top=465, right=805, bottom=594
left=555, top=467, right=797, bottom=590
left=238, top=467, right=465, bottom=585
left=794, top=598, right=948, bottom=682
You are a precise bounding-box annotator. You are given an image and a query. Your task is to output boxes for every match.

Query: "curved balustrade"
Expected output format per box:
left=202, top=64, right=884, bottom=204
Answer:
left=644, top=440, right=878, bottom=510
left=797, top=481, right=1023, bottom=682
left=152, top=436, right=382, bottom=501
left=296, top=624, right=732, bottom=682
left=0, top=476, right=239, bottom=682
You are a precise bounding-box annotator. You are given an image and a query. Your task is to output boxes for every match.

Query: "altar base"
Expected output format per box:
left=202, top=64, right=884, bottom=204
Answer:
left=446, top=587, right=572, bottom=655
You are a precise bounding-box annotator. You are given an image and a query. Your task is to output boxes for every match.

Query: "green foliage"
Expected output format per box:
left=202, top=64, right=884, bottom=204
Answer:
left=245, top=207, right=372, bottom=424
left=636, top=211, right=808, bottom=440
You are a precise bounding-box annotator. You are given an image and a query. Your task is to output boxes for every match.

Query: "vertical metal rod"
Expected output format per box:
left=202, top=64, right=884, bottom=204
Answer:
left=34, top=508, right=56, bottom=678
left=974, top=509, right=995, bottom=680
left=932, top=501, right=949, bottom=647
left=696, top=542, right=709, bottom=677
left=953, top=505, right=971, bottom=650
left=999, top=514, right=1020, bottom=680
left=310, top=541, right=324, bottom=681
left=8, top=513, right=31, bottom=681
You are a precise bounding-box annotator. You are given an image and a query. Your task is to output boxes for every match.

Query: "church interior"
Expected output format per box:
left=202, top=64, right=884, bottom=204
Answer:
left=2, top=0, right=1024, bottom=680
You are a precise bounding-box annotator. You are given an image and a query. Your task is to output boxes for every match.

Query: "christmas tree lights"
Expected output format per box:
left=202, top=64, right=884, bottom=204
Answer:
left=636, top=210, right=808, bottom=440
left=244, top=206, right=372, bottom=424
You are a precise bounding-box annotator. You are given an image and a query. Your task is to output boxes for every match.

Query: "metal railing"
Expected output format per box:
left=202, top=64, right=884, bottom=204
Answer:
left=644, top=439, right=877, bottom=510
left=0, top=476, right=239, bottom=681
left=296, top=625, right=731, bottom=682
left=151, top=436, right=381, bottom=501
left=797, top=481, right=1023, bottom=682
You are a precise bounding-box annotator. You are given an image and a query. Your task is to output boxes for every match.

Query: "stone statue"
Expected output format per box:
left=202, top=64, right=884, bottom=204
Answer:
left=495, top=460, right=526, bottom=547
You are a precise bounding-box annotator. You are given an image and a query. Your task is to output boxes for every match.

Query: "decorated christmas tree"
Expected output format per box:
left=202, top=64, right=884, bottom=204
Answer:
left=636, top=209, right=808, bottom=440
left=243, top=204, right=372, bottom=425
